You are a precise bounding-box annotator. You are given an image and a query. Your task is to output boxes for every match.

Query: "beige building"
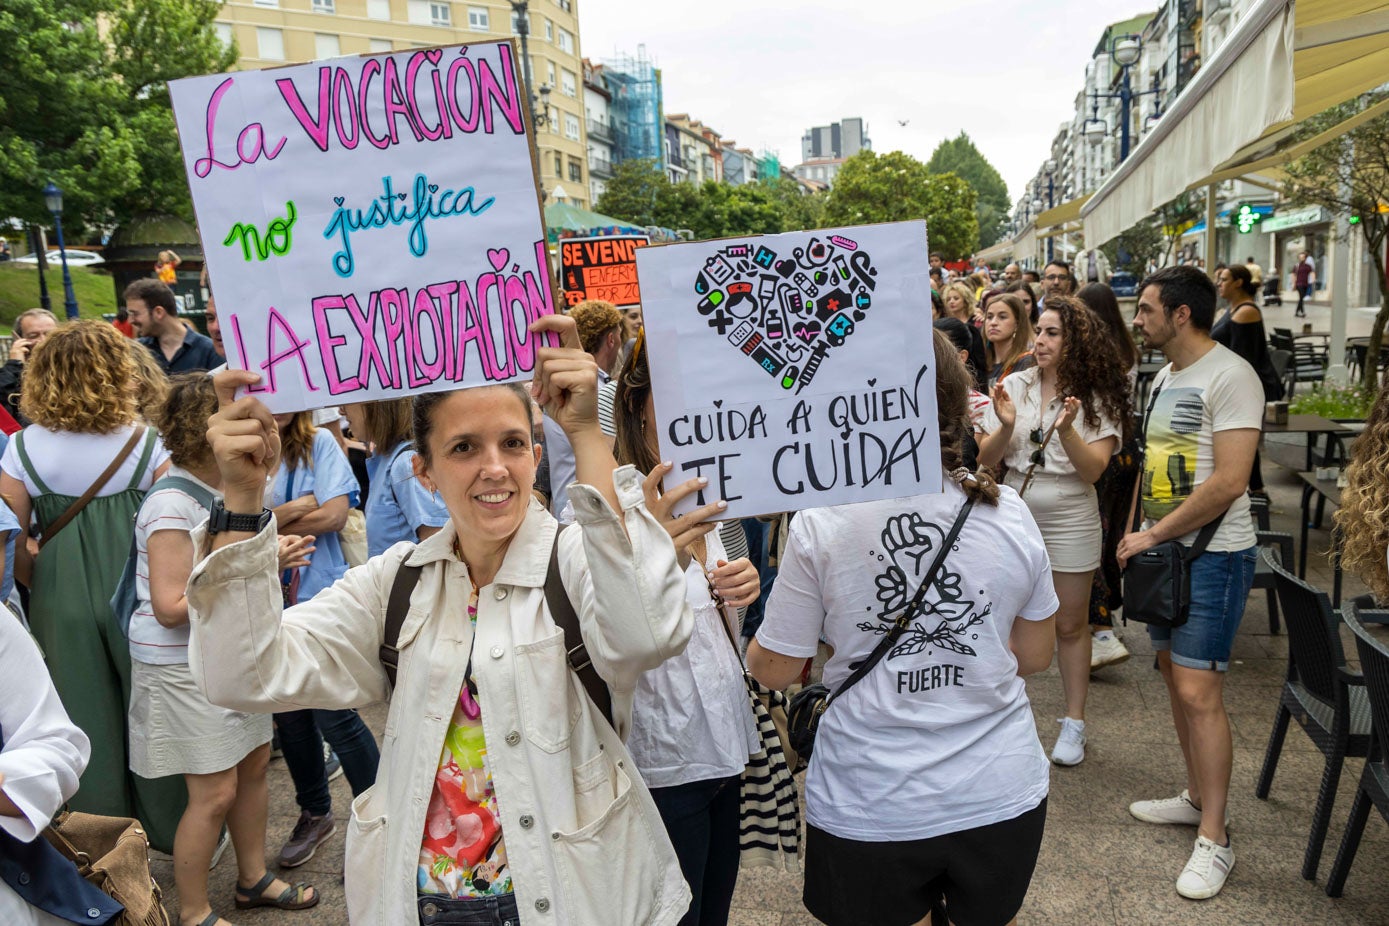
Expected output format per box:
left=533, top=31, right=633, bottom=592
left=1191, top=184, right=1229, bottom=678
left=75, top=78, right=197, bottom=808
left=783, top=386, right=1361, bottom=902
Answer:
left=212, top=0, right=590, bottom=208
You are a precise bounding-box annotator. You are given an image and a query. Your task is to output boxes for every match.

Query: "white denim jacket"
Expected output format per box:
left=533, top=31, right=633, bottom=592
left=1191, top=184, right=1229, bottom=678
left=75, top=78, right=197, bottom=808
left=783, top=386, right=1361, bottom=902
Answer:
left=186, top=467, right=694, bottom=925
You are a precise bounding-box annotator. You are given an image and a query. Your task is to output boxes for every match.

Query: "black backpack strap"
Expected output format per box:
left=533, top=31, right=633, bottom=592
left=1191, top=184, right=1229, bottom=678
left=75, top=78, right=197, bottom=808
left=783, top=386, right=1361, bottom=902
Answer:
left=548, top=524, right=614, bottom=728
left=380, top=562, right=423, bottom=689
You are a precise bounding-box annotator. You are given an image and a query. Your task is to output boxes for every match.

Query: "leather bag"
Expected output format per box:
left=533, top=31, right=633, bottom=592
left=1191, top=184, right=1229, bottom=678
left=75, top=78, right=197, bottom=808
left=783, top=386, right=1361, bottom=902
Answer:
left=43, top=810, right=171, bottom=926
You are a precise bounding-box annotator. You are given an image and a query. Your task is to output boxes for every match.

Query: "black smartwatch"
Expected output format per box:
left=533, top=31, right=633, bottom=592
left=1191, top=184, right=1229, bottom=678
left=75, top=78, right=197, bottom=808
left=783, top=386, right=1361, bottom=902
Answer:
left=207, top=498, right=273, bottom=535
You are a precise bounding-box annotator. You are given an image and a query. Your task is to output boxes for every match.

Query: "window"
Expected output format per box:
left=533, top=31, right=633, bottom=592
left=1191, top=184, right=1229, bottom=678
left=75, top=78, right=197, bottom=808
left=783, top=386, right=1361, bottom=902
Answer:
left=556, top=28, right=573, bottom=53
left=556, top=0, right=572, bottom=11
left=256, top=26, right=285, bottom=60
left=315, top=33, right=340, bottom=59
left=369, top=38, right=392, bottom=53
left=430, top=2, right=451, bottom=27
left=554, top=153, right=563, bottom=176
left=252, top=0, right=278, bottom=7
left=560, top=69, right=576, bottom=97
left=546, top=61, right=556, bottom=85
left=568, top=158, right=583, bottom=183
left=544, top=19, right=553, bottom=41
left=467, top=5, right=488, bottom=30
left=564, top=113, right=580, bottom=140
left=510, top=10, right=528, bottom=34
left=368, top=0, right=390, bottom=18
left=213, top=22, right=234, bottom=50
left=311, top=0, right=335, bottom=12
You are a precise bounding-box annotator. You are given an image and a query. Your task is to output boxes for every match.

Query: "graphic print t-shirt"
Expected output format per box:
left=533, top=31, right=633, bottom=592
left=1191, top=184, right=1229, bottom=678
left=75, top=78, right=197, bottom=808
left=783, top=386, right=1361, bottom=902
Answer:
left=1141, top=343, right=1262, bottom=552
left=756, top=484, right=1058, bottom=841
left=418, top=584, right=513, bottom=899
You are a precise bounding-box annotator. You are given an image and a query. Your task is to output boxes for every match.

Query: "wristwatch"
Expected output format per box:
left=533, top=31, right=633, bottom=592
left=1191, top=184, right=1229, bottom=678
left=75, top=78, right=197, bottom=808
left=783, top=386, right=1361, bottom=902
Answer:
left=207, top=498, right=273, bottom=535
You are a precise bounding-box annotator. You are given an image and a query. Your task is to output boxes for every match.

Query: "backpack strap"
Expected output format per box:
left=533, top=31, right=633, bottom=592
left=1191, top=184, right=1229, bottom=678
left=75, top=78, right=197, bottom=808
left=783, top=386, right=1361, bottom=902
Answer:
left=10, top=430, right=54, bottom=497
left=548, top=524, right=614, bottom=728
left=380, top=561, right=422, bottom=689
left=147, top=475, right=217, bottom=512
left=125, top=427, right=160, bottom=491
left=39, top=427, right=146, bottom=549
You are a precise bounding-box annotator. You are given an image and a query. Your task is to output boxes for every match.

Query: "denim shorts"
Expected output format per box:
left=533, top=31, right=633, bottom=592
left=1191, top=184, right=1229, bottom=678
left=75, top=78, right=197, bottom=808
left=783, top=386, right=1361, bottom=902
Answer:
left=1147, top=547, right=1257, bottom=671
left=418, top=893, right=521, bottom=926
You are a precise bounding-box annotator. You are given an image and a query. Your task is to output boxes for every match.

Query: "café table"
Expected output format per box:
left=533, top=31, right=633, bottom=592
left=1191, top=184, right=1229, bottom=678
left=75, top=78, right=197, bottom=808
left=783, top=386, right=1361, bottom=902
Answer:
left=1297, top=471, right=1344, bottom=607
left=1263, top=414, right=1351, bottom=472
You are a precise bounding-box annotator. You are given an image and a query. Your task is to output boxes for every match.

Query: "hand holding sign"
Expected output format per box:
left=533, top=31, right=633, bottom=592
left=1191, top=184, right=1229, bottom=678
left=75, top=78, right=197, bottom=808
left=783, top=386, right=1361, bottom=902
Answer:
left=209, top=369, right=282, bottom=509
left=529, top=314, right=600, bottom=439
left=643, top=464, right=724, bottom=571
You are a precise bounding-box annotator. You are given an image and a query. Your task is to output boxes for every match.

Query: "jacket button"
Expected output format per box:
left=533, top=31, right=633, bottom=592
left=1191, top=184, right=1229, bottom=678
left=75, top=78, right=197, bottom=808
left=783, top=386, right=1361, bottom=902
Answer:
left=422, top=901, right=438, bottom=916
left=87, top=910, right=102, bottom=919
left=494, top=587, right=508, bottom=600
left=519, top=814, right=534, bottom=828
left=490, top=645, right=504, bottom=658
left=535, top=897, right=551, bottom=913
left=505, top=730, right=521, bottom=746
left=18, top=872, right=30, bottom=885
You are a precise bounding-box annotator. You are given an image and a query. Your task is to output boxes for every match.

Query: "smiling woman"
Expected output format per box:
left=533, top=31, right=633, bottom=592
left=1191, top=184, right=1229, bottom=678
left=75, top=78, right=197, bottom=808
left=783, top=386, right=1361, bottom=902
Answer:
left=184, top=314, right=702, bottom=925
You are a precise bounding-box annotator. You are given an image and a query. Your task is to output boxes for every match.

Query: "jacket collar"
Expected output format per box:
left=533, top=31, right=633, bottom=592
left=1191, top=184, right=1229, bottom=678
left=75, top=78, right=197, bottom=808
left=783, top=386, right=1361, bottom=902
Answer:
left=403, top=497, right=557, bottom=588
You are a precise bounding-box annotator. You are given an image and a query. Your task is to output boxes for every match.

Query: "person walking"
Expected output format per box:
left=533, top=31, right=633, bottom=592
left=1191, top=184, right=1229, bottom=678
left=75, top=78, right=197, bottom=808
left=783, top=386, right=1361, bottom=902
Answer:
left=748, top=330, right=1057, bottom=926
left=978, top=296, right=1130, bottom=767
left=1293, top=251, right=1316, bottom=317
left=1121, top=266, right=1262, bottom=900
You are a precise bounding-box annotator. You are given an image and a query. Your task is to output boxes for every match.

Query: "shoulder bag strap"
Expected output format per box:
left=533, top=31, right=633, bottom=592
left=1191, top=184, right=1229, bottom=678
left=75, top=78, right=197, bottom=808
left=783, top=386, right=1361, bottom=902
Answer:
left=1130, top=381, right=1165, bottom=534
left=380, top=561, right=423, bottom=689
left=148, top=475, right=217, bottom=512
left=40, top=427, right=146, bottom=549
left=125, top=427, right=159, bottom=490
left=825, top=497, right=976, bottom=708
left=546, top=524, right=615, bottom=728
left=11, top=430, right=55, bottom=497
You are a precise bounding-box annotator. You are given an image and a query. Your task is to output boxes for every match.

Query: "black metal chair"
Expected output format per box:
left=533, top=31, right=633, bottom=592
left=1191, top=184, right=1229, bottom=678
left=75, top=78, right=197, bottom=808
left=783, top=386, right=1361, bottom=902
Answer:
left=1326, top=601, right=1389, bottom=897
left=1256, top=551, right=1372, bottom=880
left=1249, top=494, right=1293, bottom=634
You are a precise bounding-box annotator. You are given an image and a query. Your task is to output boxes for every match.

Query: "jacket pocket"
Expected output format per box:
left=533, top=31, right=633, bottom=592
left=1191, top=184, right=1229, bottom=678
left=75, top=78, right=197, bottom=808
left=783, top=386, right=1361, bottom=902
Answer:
left=344, top=786, right=388, bottom=923
left=513, top=629, right=581, bottom=753
left=551, top=759, right=663, bottom=925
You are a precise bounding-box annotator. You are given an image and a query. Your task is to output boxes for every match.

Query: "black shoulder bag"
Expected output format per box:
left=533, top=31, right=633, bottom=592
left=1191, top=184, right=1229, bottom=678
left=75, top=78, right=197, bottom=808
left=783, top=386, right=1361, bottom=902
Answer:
left=1121, top=384, right=1227, bottom=629
left=785, top=497, right=975, bottom=763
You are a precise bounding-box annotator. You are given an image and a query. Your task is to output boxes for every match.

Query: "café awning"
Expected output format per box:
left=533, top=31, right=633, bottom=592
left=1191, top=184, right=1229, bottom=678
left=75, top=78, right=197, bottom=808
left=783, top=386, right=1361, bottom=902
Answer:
left=973, top=237, right=1016, bottom=263
left=1081, top=0, right=1389, bottom=246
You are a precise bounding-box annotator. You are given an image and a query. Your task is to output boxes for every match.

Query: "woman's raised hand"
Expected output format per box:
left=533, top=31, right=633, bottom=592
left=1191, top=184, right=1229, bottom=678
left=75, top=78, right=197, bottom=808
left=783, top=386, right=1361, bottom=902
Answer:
left=277, top=534, right=316, bottom=572
left=1055, top=395, right=1082, bottom=433
left=209, top=370, right=280, bottom=509
left=710, top=558, right=760, bottom=609
left=530, top=314, right=599, bottom=438
left=643, top=463, right=725, bottom=571
left=991, top=381, right=1017, bottom=429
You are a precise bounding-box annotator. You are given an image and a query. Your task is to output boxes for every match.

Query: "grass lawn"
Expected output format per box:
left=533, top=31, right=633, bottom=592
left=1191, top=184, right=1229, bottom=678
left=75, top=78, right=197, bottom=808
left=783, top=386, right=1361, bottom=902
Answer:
left=0, top=262, right=117, bottom=327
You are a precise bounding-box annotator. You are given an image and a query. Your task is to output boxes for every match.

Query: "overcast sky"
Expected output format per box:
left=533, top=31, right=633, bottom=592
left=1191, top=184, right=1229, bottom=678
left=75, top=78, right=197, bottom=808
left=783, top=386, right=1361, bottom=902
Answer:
left=577, top=0, right=1152, bottom=203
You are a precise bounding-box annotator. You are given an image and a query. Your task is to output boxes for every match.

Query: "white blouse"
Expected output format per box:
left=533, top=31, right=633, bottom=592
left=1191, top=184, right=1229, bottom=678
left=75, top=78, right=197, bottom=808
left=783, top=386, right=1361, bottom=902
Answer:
left=981, top=367, right=1121, bottom=477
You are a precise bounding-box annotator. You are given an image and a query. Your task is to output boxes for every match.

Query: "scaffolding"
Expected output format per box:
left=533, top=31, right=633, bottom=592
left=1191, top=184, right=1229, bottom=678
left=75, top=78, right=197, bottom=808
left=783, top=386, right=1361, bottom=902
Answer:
left=756, top=149, right=781, bottom=182
left=604, top=46, right=663, bottom=168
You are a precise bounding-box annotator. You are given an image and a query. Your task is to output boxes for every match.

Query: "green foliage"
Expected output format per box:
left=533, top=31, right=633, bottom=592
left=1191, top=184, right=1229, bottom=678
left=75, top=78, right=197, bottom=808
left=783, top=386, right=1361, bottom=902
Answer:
left=0, top=263, right=119, bottom=322
left=926, top=133, right=1010, bottom=250
left=1100, top=221, right=1163, bottom=276
left=824, top=150, right=978, bottom=258
left=0, top=0, right=235, bottom=240
left=758, top=175, right=828, bottom=232
left=1156, top=191, right=1203, bottom=266
left=1288, top=384, right=1376, bottom=421
left=594, top=159, right=669, bottom=228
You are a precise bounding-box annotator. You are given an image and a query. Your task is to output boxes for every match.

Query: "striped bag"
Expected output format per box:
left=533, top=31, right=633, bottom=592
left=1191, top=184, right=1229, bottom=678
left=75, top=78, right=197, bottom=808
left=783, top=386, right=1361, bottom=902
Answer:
left=736, top=675, right=801, bottom=870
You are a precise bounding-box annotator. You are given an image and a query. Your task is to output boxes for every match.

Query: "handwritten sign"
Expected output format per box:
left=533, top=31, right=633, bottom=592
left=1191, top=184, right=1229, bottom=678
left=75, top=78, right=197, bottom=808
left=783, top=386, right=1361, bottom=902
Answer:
left=638, top=221, right=941, bottom=519
left=560, top=235, right=647, bottom=307
left=168, top=41, right=553, bottom=412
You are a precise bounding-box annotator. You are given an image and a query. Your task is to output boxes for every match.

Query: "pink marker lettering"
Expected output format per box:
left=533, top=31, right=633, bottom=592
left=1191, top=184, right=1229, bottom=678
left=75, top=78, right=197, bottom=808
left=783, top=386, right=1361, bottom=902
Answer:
left=405, top=52, right=445, bottom=141
left=228, top=314, right=269, bottom=393
left=275, top=70, right=334, bottom=153
left=358, top=59, right=390, bottom=149
left=260, top=307, right=320, bottom=394
left=345, top=293, right=392, bottom=389
left=312, top=295, right=361, bottom=395
left=195, top=78, right=288, bottom=178
left=377, top=287, right=408, bottom=388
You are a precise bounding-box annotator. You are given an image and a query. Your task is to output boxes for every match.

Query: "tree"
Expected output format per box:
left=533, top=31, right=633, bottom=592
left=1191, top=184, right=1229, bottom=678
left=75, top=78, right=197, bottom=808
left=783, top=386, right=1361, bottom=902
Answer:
left=595, top=159, right=669, bottom=228
left=824, top=150, right=978, bottom=259
left=1100, top=221, right=1164, bottom=276
left=758, top=174, right=828, bottom=232
left=685, top=181, right=784, bottom=240
left=1156, top=190, right=1204, bottom=267
left=927, top=133, right=1011, bottom=250
left=0, top=0, right=236, bottom=240
left=1282, top=93, right=1389, bottom=391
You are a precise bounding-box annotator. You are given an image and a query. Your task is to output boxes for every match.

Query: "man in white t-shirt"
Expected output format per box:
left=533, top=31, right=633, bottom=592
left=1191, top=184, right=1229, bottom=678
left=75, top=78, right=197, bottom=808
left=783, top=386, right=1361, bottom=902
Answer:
left=1120, top=265, right=1262, bottom=901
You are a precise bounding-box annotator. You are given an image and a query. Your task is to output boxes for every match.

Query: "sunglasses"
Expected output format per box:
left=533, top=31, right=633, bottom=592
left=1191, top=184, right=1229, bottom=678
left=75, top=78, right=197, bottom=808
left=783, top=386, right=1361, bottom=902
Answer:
left=1029, top=427, right=1048, bottom=467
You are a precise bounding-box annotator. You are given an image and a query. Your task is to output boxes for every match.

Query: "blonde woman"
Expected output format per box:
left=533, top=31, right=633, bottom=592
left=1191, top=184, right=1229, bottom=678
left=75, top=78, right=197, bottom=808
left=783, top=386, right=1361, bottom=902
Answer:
left=942, top=282, right=976, bottom=323
left=1336, top=376, right=1389, bottom=603
left=982, top=292, right=1035, bottom=388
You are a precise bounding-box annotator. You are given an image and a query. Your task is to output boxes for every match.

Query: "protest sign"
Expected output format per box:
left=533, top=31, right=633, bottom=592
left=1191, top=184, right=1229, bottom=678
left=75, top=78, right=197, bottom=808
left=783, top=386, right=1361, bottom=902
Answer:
left=637, top=221, right=941, bottom=519
left=560, top=235, right=648, bottom=307
left=168, top=41, right=554, bottom=412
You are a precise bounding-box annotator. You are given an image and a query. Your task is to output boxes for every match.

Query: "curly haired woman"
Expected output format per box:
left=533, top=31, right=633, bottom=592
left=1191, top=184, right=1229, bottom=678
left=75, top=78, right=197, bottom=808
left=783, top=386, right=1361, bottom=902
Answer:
left=978, top=295, right=1132, bottom=767
left=1336, top=376, right=1389, bottom=604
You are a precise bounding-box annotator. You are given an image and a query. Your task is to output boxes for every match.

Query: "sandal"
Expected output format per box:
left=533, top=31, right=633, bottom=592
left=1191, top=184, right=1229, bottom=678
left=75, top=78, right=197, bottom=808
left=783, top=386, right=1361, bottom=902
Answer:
left=186, top=914, right=224, bottom=926
left=234, top=871, right=320, bottom=911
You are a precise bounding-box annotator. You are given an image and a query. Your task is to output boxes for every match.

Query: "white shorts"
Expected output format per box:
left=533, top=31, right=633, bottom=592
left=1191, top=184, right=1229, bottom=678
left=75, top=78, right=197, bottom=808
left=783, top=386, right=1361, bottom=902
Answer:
left=127, top=660, right=272, bottom=778
left=1007, top=470, right=1101, bottom=573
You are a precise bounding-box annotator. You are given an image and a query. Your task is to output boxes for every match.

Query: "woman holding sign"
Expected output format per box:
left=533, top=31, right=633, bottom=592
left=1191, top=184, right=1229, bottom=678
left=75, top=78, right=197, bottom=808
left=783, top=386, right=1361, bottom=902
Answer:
left=977, top=296, right=1131, bottom=768
left=186, top=314, right=698, bottom=925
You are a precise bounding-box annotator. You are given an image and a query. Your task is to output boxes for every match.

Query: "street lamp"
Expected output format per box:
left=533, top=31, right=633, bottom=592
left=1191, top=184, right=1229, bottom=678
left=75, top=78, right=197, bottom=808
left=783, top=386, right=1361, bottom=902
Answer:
left=1087, top=33, right=1163, bottom=163
left=42, top=182, right=79, bottom=319
left=508, top=1, right=550, bottom=129
left=1044, top=158, right=1058, bottom=262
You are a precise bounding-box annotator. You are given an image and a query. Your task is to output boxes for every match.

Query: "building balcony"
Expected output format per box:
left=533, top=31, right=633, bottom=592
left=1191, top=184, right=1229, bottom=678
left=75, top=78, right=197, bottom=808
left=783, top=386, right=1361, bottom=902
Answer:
left=589, top=156, right=613, bottom=179
left=586, top=120, right=612, bottom=143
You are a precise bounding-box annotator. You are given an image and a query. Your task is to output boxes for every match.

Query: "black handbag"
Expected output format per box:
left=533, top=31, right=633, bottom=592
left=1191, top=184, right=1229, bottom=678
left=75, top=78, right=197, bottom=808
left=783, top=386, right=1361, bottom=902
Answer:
left=1121, top=383, right=1227, bottom=629
left=785, top=498, right=975, bottom=762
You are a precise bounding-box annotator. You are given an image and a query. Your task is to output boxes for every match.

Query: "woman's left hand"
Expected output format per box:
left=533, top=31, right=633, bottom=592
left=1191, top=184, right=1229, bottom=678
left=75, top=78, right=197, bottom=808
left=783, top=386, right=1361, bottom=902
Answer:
left=710, top=558, right=760, bottom=609
left=530, top=314, right=599, bottom=437
left=1055, top=395, right=1082, bottom=434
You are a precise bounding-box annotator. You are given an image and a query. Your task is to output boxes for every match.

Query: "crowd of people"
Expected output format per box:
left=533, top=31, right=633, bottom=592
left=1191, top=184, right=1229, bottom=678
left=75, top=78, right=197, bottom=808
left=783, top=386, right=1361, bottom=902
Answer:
left=0, top=244, right=1384, bottom=926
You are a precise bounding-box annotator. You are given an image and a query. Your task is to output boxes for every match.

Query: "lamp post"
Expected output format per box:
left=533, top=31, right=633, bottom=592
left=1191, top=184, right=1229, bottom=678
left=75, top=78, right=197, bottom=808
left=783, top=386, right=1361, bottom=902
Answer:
left=1044, top=157, right=1057, bottom=263
left=26, top=225, right=51, bottom=312
left=1086, top=33, right=1162, bottom=164
left=42, top=182, right=79, bottom=319
left=508, top=1, right=550, bottom=129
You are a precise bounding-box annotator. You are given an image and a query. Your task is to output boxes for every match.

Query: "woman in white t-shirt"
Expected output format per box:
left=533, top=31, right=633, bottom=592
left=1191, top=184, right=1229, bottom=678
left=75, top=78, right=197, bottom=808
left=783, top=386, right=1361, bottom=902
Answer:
left=748, top=331, right=1057, bottom=926
left=612, top=334, right=763, bottom=926
left=978, top=296, right=1131, bottom=768
left=127, top=373, right=320, bottom=925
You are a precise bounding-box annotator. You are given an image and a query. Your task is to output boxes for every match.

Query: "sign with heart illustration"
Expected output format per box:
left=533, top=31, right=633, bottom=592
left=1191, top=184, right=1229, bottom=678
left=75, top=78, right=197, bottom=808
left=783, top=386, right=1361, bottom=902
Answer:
left=169, top=40, right=554, bottom=411
left=637, top=221, right=941, bottom=519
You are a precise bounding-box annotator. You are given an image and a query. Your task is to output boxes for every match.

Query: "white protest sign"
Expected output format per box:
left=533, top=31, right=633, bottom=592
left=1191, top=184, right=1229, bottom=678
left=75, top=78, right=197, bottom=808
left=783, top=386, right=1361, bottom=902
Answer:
left=168, top=41, right=554, bottom=412
left=637, top=221, right=941, bottom=519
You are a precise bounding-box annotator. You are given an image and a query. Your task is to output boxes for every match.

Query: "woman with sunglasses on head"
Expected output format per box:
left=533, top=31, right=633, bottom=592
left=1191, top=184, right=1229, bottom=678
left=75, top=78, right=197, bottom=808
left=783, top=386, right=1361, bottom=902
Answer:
left=977, top=295, right=1132, bottom=768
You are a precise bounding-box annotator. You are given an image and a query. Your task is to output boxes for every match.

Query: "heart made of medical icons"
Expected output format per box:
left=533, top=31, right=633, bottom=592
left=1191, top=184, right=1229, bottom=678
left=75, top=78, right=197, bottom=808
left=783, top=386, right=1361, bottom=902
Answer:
left=691, top=234, right=878, bottom=394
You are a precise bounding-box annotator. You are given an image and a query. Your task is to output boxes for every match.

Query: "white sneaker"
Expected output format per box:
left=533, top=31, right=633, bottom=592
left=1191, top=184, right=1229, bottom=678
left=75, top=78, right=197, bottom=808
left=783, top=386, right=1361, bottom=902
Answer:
left=1091, top=632, right=1130, bottom=669
left=1050, top=717, right=1086, bottom=766
left=1176, top=835, right=1234, bottom=899
left=1129, top=790, right=1230, bottom=827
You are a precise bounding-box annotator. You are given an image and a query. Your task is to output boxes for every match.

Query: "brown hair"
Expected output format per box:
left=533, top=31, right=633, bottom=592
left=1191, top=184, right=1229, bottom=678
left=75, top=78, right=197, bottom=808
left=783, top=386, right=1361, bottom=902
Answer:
left=123, top=278, right=177, bottom=316
left=1336, top=377, right=1389, bottom=601
left=411, top=384, right=533, bottom=465
left=127, top=339, right=170, bottom=424
left=982, top=292, right=1032, bottom=375
left=569, top=300, right=624, bottom=355
left=933, top=329, right=1000, bottom=506
left=1039, top=295, right=1134, bottom=441
left=149, top=373, right=217, bottom=469
left=354, top=398, right=414, bottom=450
left=21, top=320, right=138, bottom=433
left=613, top=331, right=658, bottom=475
left=1076, top=282, right=1140, bottom=370
left=279, top=412, right=317, bottom=473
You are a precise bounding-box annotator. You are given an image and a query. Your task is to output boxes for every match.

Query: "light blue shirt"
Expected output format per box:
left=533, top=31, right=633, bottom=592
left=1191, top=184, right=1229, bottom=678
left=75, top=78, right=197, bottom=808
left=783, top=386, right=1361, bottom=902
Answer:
left=0, top=493, right=18, bottom=605
left=364, top=441, right=450, bottom=558
left=270, top=429, right=360, bottom=602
